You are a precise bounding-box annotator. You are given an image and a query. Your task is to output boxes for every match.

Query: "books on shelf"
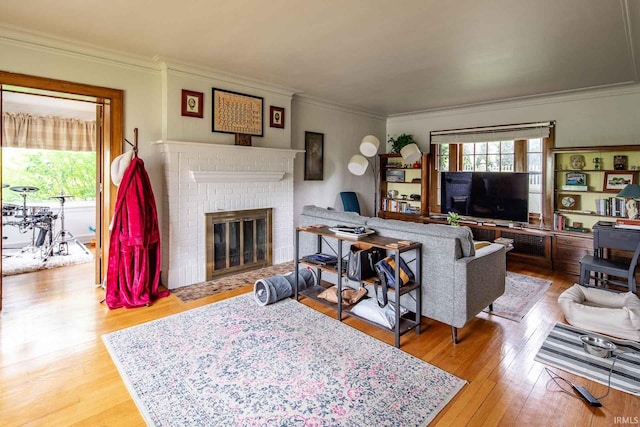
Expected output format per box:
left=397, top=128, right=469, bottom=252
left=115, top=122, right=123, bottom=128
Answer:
left=564, top=226, right=590, bottom=233
left=381, top=198, right=418, bottom=214
left=594, top=197, right=637, bottom=218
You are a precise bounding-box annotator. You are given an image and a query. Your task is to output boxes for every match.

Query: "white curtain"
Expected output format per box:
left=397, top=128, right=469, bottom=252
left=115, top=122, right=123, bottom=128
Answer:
left=2, top=112, right=96, bottom=152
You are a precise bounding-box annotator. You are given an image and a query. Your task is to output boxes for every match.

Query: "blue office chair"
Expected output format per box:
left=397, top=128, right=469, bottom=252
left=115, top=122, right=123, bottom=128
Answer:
left=340, top=191, right=361, bottom=215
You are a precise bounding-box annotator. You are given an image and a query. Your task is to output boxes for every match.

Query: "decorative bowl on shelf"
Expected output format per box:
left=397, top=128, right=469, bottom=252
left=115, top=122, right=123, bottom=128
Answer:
left=388, top=190, right=399, bottom=199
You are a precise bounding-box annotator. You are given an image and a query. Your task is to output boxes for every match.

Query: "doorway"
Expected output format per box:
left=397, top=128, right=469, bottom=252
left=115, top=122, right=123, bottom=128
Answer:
left=0, top=71, right=124, bottom=311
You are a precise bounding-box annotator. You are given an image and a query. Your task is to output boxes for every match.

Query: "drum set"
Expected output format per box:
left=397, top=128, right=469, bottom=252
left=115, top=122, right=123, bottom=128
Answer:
left=2, top=185, right=89, bottom=261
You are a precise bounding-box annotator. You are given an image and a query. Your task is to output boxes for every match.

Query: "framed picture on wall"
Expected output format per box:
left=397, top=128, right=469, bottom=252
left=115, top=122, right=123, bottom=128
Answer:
left=269, top=106, right=285, bottom=128
left=181, top=89, right=204, bottom=118
left=212, top=88, right=263, bottom=136
left=603, top=171, right=636, bottom=192
left=304, top=131, right=324, bottom=181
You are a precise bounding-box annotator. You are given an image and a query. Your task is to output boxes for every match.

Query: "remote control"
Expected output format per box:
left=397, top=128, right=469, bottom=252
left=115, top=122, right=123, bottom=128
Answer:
left=571, top=384, right=602, bottom=407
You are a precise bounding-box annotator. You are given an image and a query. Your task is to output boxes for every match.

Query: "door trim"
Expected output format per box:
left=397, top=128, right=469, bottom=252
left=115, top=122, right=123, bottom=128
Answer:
left=0, top=70, right=124, bottom=309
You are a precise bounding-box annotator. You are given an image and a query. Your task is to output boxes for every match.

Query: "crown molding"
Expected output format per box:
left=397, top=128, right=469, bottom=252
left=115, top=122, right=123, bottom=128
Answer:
left=156, top=58, right=298, bottom=98
left=387, top=82, right=640, bottom=123
left=293, top=94, right=386, bottom=120
left=0, top=23, right=160, bottom=73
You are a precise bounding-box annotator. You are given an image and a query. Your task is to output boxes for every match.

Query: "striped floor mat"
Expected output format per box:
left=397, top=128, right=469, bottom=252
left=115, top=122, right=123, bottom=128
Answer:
left=535, top=322, right=640, bottom=396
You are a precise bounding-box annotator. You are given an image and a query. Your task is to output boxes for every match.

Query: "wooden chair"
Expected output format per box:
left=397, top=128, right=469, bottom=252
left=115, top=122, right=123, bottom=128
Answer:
left=579, top=241, right=640, bottom=294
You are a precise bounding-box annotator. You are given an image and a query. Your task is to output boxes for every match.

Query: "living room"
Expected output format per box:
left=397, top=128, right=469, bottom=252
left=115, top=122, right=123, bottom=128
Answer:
left=2, top=1, right=640, bottom=425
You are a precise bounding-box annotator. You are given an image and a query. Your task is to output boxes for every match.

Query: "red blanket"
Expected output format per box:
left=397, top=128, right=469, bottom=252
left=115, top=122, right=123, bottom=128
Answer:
left=106, top=157, right=169, bottom=309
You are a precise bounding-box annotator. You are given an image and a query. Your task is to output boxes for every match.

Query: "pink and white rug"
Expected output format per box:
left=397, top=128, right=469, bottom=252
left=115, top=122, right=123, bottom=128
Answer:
left=103, top=293, right=466, bottom=426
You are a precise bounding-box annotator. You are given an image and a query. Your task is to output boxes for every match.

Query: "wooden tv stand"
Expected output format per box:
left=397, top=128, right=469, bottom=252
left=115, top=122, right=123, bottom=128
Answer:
left=421, top=216, right=593, bottom=275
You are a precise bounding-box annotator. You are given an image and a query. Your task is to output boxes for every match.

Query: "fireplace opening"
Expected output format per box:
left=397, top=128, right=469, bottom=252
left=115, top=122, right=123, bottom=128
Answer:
left=205, top=208, right=272, bottom=280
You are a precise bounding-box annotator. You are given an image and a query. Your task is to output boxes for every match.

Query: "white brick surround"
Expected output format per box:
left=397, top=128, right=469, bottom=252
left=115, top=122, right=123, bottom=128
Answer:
left=154, top=140, right=303, bottom=289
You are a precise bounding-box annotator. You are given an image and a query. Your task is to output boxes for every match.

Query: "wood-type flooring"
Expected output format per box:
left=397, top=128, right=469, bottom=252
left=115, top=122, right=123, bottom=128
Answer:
left=1, top=261, right=638, bottom=426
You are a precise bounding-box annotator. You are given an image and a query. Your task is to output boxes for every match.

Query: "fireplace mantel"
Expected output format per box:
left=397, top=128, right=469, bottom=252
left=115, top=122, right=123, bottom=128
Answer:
left=190, top=170, right=285, bottom=183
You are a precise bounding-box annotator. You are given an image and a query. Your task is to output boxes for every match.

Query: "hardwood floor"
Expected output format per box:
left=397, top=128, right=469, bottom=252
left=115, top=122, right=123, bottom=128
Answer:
left=0, top=261, right=637, bottom=426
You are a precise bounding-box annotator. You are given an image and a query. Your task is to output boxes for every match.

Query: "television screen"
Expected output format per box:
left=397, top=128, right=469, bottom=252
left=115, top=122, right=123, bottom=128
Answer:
left=441, top=172, right=529, bottom=222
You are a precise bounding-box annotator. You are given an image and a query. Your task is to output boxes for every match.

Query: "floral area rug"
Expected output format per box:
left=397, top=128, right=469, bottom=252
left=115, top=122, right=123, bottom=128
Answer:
left=172, top=261, right=295, bottom=302
left=103, top=293, right=466, bottom=426
left=483, top=272, right=552, bottom=321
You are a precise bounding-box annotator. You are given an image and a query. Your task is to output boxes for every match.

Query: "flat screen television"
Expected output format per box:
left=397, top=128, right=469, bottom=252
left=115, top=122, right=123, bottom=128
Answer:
left=441, top=172, right=529, bottom=223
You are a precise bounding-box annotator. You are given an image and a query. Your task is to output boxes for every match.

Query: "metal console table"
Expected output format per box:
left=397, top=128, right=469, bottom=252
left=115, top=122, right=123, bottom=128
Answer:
left=295, top=225, right=422, bottom=348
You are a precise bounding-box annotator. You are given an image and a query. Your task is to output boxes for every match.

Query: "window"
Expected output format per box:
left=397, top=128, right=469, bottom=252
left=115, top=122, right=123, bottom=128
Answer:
left=461, top=141, right=514, bottom=172
left=432, top=139, right=548, bottom=217
left=430, top=121, right=554, bottom=223
left=527, top=138, right=543, bottom=215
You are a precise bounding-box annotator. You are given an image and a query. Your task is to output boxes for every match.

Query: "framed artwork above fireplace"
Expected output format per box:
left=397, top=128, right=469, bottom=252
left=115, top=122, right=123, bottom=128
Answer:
left=212, top=87, right=264, bottom=136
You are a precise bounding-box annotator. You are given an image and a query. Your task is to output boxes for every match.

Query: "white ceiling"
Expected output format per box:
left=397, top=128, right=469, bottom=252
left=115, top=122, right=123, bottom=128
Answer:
left=1, top=0, right=639, bottom=116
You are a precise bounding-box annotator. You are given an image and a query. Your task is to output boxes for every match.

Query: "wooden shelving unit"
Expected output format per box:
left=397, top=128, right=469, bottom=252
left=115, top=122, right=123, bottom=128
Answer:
left=378, top=153, right=429, bottom=222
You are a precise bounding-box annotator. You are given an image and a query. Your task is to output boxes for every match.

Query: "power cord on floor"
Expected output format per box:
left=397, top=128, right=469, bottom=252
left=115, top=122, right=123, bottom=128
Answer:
left=544, top=350, right=639, bottom=403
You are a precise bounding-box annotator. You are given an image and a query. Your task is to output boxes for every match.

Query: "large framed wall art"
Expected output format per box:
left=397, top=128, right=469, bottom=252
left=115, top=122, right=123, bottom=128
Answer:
left=212, top=88, right=264, bottom=136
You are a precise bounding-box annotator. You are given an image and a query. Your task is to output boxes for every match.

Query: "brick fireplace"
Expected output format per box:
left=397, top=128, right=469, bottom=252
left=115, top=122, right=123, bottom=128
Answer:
left=155, top=140, right=302, bottom=289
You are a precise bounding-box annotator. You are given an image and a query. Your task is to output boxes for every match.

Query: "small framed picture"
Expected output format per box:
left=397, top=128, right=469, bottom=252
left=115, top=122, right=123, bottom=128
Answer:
left=614, top=155, right=628, bottom=170
left=386, top=170, right=405, bottom=183
left=557, top=194, right=581, bottom=210
left=565, top=172, right=586, bottom=186
left=181, top=89, right=204, bottom=118
left=603, top=171, right=637, bottom=192
left=270, top=106, right=285, bottom=128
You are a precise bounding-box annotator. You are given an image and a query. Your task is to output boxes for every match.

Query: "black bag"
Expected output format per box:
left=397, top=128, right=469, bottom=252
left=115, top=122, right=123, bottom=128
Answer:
left=347, top=243, right=383, bottom=281
left=373, top=256, right=415, bottom=307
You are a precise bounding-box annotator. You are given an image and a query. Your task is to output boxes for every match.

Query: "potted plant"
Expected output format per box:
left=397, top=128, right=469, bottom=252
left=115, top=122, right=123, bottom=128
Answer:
left=446, top=211, right=461, bottom=227
left=387, top=133, right=415, bottom=154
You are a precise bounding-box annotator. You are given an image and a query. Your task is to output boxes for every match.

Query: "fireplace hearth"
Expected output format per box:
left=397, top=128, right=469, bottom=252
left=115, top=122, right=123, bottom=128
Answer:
left=205, top=209, right=272, bottom=280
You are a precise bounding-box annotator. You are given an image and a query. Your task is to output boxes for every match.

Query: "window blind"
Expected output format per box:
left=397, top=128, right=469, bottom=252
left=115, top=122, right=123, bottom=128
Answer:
left=430, top=121, right=554, bottom=144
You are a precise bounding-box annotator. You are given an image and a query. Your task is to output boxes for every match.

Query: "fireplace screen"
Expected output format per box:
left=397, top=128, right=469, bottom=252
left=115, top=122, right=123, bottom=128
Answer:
left=205, top=208, right=272, bottom=280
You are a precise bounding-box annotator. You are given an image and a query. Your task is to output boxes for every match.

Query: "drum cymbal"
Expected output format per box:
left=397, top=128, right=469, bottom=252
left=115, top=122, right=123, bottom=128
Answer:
left=50, top=194, right=73, bottom=199
left=10, top=185, right=39, bottom=193
left=2, top=183, right=9, bottom=188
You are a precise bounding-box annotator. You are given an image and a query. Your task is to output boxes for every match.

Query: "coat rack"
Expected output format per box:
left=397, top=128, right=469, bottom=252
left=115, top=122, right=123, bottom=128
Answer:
left=124, top=128, right=139, bottom=157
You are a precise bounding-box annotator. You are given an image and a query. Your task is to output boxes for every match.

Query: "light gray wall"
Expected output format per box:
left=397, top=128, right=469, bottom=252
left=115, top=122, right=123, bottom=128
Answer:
left=387, top=85, right=640, bottom=153
left=291, top=96, right=386, bottom=222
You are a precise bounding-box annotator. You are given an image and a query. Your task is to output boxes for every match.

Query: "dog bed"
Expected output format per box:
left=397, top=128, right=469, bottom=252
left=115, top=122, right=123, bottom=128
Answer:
left=558, top=284, right=640, bottom=341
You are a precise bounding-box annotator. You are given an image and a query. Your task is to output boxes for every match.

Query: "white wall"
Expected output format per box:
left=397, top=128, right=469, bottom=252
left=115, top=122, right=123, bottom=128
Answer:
left=387, top=85, right=640, bottom=153
left=292, top=96, right=386, bottom=221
